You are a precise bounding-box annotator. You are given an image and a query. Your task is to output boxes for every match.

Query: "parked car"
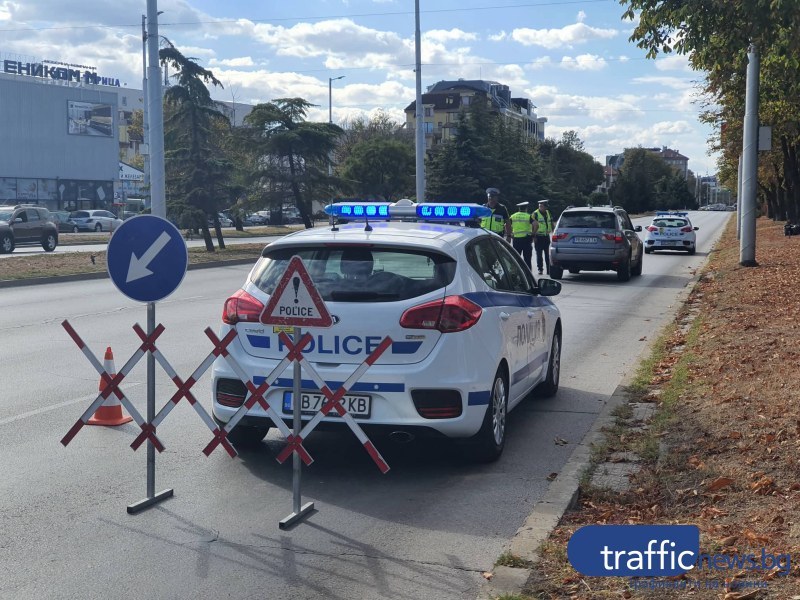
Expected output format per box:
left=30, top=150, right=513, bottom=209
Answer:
left=209, top=213, right=233, bottom=227
left=50, top=210, right=77, bottom=233
left=246, top=211, right=270, bottom=225
left=68, top=210, right=123, bottom=232
left=644, top=211, right=699, bottom=255
left=211, top=200, right=563, bottom=462
left=0, top=205, right=59, bottom=253
left=549, top=205, right=643, bottom=281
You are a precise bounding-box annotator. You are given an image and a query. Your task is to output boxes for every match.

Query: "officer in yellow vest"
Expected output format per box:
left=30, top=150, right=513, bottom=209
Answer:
left=532, top=199, right=554, bottom=275
left=480, top=187, right=512, bottom=241
left=509, top=201, right=534, bottom=270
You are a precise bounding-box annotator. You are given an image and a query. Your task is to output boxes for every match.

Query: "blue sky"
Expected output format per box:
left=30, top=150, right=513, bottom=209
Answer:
left=1, top=0, right=719, bottom=175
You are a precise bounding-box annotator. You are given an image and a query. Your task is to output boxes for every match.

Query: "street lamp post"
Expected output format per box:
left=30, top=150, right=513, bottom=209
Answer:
left=328, top=75, right=345, bottom=125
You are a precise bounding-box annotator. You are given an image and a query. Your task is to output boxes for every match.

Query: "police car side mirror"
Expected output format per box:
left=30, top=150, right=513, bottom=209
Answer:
left=634, top=225, right=642, bottom=232
left=694, top=226, right=699, bottom=230
left=538, top=278, right=561, bottom=297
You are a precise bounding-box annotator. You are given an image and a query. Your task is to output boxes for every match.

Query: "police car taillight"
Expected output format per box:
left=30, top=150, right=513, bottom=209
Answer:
left=680, top=225, right=693, bottom=232
left=646, top=226, right=658, bottom=232
left=399, top=295, right=482, bottom=333
left=223, top=289, right=264, bottom=324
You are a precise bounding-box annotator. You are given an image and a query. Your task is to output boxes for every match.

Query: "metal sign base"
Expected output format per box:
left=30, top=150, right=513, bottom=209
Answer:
left=127, top=488, right=174, bottom=514
left=279, top=501, right=315, bottom=529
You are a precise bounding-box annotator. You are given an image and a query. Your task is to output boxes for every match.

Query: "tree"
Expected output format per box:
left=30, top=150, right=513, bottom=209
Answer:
left=240, top=98, right=343, bottom=228
left=160, top=43, right=232, bottom=251
left=339, top=138, right=415, bottom=200
left=610, top=148, right=675, bottom=213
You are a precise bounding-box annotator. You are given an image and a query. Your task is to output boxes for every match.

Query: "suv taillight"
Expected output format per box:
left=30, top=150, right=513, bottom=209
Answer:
left=603, top=233, right=624, bottom=243
left=400, top=295, right=482, bottom=333
left=223, top=289, right=264, bottom=324
left=552, top=232, right=568, bottom=241
left=646, top=226, right=658, bottom=232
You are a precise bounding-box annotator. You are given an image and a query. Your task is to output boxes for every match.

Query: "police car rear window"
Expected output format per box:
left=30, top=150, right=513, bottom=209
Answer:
left=652, top=218, right=688, bottom=228
left=558, top=212, right=616, bottom=229
left=251, top=246, right=456, bottom=302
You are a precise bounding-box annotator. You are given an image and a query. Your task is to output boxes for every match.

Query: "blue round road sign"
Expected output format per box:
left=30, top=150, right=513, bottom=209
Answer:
left=107, top=215, right=188, bottom=303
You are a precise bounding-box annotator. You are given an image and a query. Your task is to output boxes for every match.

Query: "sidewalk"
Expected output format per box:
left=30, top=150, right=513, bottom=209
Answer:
left=481, top=217, right=800, bottom=599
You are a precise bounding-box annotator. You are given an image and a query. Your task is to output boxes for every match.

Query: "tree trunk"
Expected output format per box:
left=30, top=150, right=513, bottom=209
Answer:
left=287, top=153, right=313, bottom=229
left=200, top=223, right=215, bottom=252
left=210, top=214, right=226, bottom=249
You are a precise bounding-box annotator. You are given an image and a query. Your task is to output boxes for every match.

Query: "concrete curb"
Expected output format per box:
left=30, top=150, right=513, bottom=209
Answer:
left=0, top=258, right=256, bottom=289
left=478, top=261, right=708, bottom=599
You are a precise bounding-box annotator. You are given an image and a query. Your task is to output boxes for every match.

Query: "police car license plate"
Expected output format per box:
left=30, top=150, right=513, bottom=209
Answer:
left=573, top=236, right=597, bottom=244
left=282, top=391, right=371, bottom=418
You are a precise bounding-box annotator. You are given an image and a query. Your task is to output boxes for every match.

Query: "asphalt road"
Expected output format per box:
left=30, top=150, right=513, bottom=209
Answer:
left=0, top=211, right=732, bottom=600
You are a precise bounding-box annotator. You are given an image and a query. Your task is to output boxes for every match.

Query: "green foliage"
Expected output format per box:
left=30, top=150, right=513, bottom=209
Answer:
left=339, top=138, right=415, bottom=200
left=609, top=147, right=693, bottom=213
left=240, top=98, right=343, bottom=227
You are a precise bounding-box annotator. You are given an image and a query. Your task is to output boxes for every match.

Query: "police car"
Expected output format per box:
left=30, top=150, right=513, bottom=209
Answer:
left=644, top=211, right=699, bottom=255
left=211, top=200, right=563, bottom=462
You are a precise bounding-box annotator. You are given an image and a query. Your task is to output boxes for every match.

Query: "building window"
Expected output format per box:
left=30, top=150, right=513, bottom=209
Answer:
left=423, top=122, right=433, bottom=133
left=462, top=96, right=471, bottom=106
left=122, top=96, right=127, bottom=107
left=424, top=107, right=433, bottom=117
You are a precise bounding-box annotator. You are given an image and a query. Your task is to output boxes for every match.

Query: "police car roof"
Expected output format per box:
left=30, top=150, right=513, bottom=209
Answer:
left=270, top=220, right=486, bottom=254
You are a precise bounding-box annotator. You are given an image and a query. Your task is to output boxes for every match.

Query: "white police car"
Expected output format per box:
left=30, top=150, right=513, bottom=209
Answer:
left=644, top=211, right=699, bottom=255
left=211, top=200, right=563, bottom=462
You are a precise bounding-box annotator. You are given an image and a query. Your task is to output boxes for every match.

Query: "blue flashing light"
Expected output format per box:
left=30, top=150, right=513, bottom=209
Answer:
left=656, top=211, right=688, bottom=216
left=417, top=204, right=491, bottom=220
left=324, top=203, right=392, bottom=219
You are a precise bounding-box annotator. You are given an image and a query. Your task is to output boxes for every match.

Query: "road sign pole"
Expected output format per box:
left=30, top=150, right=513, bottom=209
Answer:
left=127, top=301, right=174, bottom=514
left=280, top=326, right=315, bottom=529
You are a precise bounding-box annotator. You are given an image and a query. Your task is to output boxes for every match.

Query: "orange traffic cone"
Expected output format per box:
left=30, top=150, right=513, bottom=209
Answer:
left=88, top=346, right=133, bottom=426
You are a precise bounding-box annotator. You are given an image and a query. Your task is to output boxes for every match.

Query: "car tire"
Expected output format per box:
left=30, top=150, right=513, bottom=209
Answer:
left=72, top=225, right=79, bottom=233
left=42, top=233, right=57, bottom=252
left=688, top=247, right=696, bottom=255
left=227, top=424, right=270, bottom=447
left=0, top=233, right=14, bottom=253
left=644, top=247, right=653, bottom=254
left=617, top=255, right=631, bottom=282
left=631, top=251, right=643, bottom=276
left=466, top=366, right=508, bottom=462
left=550, top=265, right=564, bottom=280
left=568, top=268, right=581, bottom=274
left=536, top=328, right=561, bottom=397
left=94, top=223, right=102, bottom=232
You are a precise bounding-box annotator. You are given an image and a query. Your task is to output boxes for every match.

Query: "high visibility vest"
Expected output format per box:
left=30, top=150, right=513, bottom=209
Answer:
left=533, top=209, right=553, bottom=235
left=480, top=210, right=506, bottom=233
left=510, top=212, right=532, bottom=237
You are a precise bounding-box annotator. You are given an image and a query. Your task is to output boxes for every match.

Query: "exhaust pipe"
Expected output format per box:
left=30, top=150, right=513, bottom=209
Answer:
left=389, top=431, right=415, bottom=444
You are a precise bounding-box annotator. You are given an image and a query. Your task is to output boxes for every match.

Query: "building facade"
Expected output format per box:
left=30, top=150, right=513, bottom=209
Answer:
left=403, top=79, right=547, bottom=150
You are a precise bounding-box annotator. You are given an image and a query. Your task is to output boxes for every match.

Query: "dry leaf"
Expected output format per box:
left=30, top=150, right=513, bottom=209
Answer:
left=706, top=477, right=735, bottom=492
left=481, top=571, right=493, bottom=581
left=719, top=535, right=737, bottom=546
left=546, top=472, right=558, bottom=481
left=554, top=436, right=568, bottom=446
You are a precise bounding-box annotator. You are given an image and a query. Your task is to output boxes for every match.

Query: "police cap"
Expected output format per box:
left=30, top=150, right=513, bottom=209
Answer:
left=537, top=199, right=549, bottom=204
left=486, top=187, right=500, bottom=196
left=516, top=201, right=530, bottom=207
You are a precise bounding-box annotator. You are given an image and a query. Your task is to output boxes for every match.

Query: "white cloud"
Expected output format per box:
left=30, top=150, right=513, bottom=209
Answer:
left=527, top=56, right=552, bottom=70
left=632, top=75, right=695, bottom=91
left=209, top=56, right=255, bottom=68
left=489, top=30, right=507, bottom=42
left=510, top=20, right=617, bottom=49
left=560, top=54, right=607, bottom=71
left=655, top=54, right=692, bottom=72
left=423, top=29, right=477, bottom=44
left=577, top=10, right=587, bottom=23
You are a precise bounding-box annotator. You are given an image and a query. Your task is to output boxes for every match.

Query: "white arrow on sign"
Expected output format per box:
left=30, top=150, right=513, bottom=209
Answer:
left=126, top=231, right=171, bottom=283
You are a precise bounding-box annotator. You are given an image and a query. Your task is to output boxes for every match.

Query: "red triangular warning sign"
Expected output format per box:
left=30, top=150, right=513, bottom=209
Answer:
left=260, top=256, right=333, bottom=327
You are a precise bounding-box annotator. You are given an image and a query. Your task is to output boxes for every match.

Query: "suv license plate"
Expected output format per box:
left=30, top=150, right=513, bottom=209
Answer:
left=282, top=391, right=371, bottom=418
left=573, top=236, right=597, bottom=244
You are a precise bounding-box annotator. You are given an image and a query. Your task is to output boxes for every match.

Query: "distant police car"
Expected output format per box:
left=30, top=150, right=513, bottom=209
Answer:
left=211, top=200, right=563, bottom=462
left=644, top=211, right=699, bottom=255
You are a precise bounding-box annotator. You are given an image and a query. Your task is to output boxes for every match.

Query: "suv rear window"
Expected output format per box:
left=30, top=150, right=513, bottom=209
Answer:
left=250, top=246, right=456, bottom=302
left=70, top=211, right=90, bottom=218
left=557, top=211, right=617, bottom=229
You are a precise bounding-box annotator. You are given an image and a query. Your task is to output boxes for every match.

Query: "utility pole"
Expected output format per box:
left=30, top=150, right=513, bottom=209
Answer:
left=740, top=44, right=759, bottom=266
left=146, top=0, right=165, bottom=219
left=141, top=15, right=150, bottom=211
left=414, top=0, right=426, bottom=202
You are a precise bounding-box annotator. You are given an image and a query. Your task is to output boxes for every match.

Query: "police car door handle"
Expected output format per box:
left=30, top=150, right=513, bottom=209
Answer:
left=527, top=311, right=537, bottom=318
left=499, top=312, right=510, bottom=321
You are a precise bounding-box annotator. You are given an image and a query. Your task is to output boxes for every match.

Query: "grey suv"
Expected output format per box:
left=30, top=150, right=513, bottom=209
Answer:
left=548, top=205, right=643, bottom=282
left=0, top=205, right=59, bottom=253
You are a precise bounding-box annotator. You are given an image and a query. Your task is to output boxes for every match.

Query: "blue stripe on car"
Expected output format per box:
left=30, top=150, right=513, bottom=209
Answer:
left=468, top=391, right=491, bottom=405
left=254, top=376, right=405, bottom=393
left=462, top=291, right=554, bottom=309
left=245, top=336, right=421, bottom=355
left=511, top=350, right=550, bottom=384
left=247, top=335, right=270, bottom=348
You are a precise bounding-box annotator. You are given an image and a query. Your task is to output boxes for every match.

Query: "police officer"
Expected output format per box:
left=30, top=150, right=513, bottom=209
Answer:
left=510, top=201, right=534, bottom=270
left=532, top=199, right=554, bottom=275
left=480, top=187, right=512, bottom=241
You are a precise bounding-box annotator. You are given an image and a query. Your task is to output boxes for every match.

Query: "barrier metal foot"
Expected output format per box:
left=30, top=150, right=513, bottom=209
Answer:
left=127, top=488, right=174, bottom=514
left=279, top=502, right=315, bottom=529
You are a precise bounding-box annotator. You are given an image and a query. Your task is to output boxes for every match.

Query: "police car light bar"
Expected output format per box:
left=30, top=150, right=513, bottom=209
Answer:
left=324, top=201, right=491, bottom=221
left=656, top=211, right=689, bottom=216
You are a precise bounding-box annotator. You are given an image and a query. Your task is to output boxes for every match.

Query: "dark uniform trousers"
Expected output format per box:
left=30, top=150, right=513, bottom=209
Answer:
left=534, top=235, right=551, bottom=274
left=512, top=235, right=533, bottom=270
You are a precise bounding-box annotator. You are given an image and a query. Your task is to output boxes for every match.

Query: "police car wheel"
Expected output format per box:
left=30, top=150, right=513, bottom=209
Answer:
left=549, top=266, right=563, bottom=280
left=687, top=247, right=696, bottom=255
left=465, top=367, right=507, bottom=462
left=227, top=424, right=270, bottom=447
left=644, top=247, right=653, bottom=254
left=536, top=330, right=561, bottom=398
